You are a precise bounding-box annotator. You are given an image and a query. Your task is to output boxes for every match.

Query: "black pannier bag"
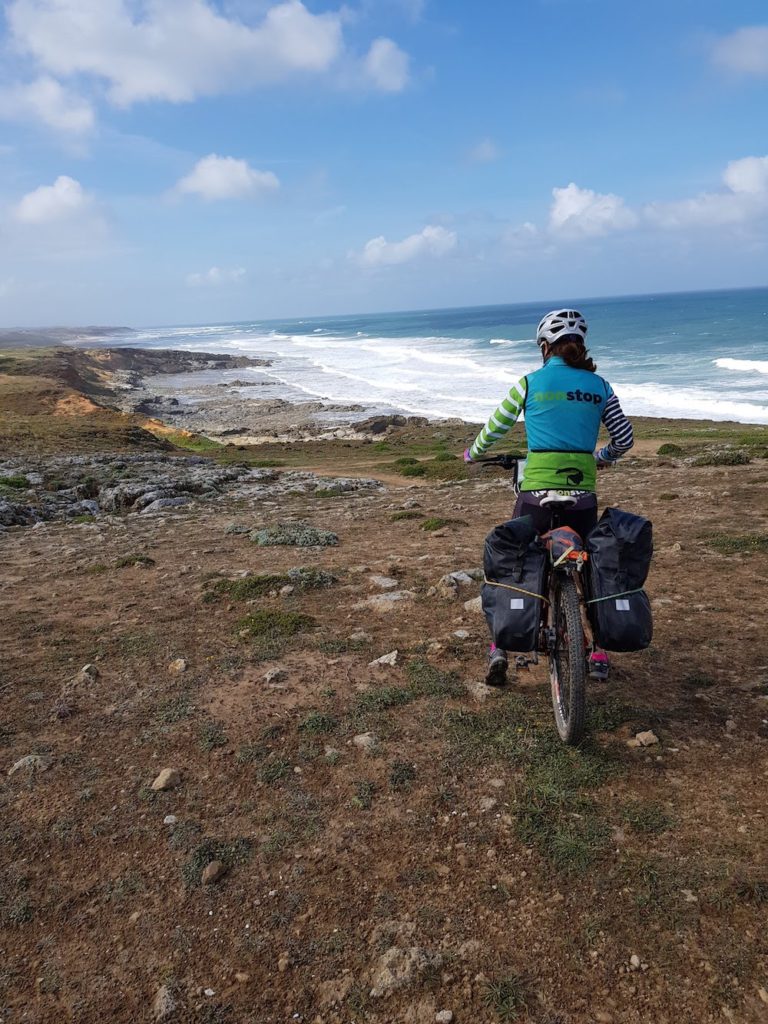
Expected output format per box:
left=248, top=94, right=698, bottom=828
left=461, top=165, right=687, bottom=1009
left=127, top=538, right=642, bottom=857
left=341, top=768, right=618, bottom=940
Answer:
left=482, top=516, right=548, bottom=652
left=585, top=507, right=653, bottom=652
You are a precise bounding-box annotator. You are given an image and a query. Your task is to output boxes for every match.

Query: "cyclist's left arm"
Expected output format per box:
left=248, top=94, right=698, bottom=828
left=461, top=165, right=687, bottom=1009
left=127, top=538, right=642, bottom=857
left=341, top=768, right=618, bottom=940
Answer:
left=596, top=387, right=634, bottom=464
left=468, top=376, right=528, bottom=460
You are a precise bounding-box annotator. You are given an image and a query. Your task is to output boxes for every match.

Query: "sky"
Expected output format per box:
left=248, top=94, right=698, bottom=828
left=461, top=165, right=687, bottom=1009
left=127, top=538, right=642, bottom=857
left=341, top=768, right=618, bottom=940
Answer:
left=0, top=0, right=767, bottom=326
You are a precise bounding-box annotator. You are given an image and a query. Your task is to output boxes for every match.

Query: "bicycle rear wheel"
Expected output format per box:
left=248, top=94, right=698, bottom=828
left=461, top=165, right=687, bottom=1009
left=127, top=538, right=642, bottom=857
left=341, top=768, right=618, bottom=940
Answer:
left=549, top=573, right=587, bottom=745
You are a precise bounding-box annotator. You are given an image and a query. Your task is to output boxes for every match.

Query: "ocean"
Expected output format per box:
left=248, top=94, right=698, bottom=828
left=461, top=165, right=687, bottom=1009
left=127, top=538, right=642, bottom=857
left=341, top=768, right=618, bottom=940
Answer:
left=97, top=287, right=768, bottom=425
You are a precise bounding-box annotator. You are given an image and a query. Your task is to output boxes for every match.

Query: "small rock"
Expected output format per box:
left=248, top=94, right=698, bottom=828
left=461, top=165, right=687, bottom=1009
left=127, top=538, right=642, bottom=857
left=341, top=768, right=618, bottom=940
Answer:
left=80, top=663, right=100, bottom=680
left=435, top=1012, right=454, bottom=1024
left=594, top=1013, right=614, bottom=1024
left=479, top=797, right=497, bottom=813
left=279, top=585, right=295, bottom=596
left=8, top=753, right=52, bottom=777
left=278, top=954, right=291, bottom=973
left=153, top=984, right=176, bottom=1022
left=369, top=650, right=398, bottom=667
left=635, top=730, right=659, bottom=747
left=725, top=718, right=736, bottom=734
left=758, top=987, right=768, bottom=1006
left=235, top=972, right=250, bottom=984
left=201, top=860, right=226, bottom=885
left=264, top=667, right=286, bottom=683
left=355, top=590, right=415, bottom=612
left=630, top=954, right=641, bottom=970
left=369, top=575, right=400, bottom=590
left=349, top=631, right=372, bottom=643
left=680, top=889, right=698, bottom=903
left=353, top=732, right=378, bottom=752
left=463, top=596, right=483, bottom=614
left=151, top=768, right=181, bottom=791
left=163, top=815, right=178, bottom=826
left=452, top=630, right=470, bottom=640
left=168, top=658, right=188, bottom=674
left=488, top=778, right=505, bottom=789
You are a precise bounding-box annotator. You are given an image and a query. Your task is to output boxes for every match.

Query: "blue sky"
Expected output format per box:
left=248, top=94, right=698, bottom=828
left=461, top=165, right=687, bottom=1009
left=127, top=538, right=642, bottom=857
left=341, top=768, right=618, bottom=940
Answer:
left=0, top=0, right=767, bottom=326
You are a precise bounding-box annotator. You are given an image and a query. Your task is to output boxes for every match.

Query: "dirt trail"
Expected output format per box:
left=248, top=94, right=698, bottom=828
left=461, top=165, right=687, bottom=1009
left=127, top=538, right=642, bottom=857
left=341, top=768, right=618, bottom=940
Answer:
left=2, top=442, right=768, bottom=1024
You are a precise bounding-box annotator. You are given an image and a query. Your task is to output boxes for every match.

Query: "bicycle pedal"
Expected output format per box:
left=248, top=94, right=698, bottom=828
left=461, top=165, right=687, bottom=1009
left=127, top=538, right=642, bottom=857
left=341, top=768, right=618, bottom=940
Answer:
left=515, top=656, right=532, bottom=670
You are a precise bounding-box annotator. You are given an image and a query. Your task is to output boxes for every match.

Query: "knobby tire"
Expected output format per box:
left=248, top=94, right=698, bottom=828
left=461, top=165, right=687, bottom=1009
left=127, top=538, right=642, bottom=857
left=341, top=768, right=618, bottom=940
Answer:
left=549, top=573, right=587, bottom=745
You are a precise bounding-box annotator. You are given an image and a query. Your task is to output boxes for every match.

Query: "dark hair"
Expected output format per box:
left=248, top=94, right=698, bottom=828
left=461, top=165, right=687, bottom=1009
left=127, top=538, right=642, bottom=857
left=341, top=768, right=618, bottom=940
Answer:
left=550, top=334, right=596, bottom=372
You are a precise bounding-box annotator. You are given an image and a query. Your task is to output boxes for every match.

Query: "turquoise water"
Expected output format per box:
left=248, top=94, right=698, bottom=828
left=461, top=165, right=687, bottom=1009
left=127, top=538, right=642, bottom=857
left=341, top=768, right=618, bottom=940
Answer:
left=108, top=287, right=768, bottom=424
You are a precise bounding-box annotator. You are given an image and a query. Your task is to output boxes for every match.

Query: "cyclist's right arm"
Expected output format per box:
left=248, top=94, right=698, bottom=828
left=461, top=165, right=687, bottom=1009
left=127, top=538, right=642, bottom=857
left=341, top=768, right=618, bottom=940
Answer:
left=596, top=388, right=634, bottom=464
left=468, top=376, right=528, bottom=460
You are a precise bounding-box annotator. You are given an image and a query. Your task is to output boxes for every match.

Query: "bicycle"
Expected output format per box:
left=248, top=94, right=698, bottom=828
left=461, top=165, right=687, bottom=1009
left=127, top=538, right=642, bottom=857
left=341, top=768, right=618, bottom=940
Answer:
left=474, top=452, right=593, bottom=745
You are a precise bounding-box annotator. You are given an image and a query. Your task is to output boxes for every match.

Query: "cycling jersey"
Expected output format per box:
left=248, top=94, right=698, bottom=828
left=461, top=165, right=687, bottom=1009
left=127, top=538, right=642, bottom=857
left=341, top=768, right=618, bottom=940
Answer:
left=469, top=356, right=634, bottom=491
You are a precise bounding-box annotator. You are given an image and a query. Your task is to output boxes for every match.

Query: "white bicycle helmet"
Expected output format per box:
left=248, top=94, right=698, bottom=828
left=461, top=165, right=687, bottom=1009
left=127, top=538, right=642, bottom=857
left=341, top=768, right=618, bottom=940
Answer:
left=536, top=309, right=588, bottom=349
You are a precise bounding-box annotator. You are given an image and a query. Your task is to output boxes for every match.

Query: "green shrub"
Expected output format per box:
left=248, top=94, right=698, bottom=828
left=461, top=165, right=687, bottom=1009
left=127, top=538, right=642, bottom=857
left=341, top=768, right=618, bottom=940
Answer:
left=705, top=533, right=768, bottom=554
left=211, top=567, right=335, bottom=601
left=393, top=457, right=418, bottom=466
left=421, top=517, right=467, bottom=531
left=656, top=443, right=684, bottom=456
left=390, top=510, right=423, bottom=521
left=0, top=475, right=29, bottom=489
left=693, top=450, right=751, bottom=467
left=400, top=464, right=427, bottom=477
left=238, top=609, right=315, bottom=659
left=432, top=452, right=457, bottom=462
left=250, top=522, right=338, bottom=547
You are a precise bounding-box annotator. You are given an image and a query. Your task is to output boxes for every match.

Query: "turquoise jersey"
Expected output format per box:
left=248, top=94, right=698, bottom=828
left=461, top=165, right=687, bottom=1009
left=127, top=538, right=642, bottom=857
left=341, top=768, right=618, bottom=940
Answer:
left=469, top=356, right=633, bottom=491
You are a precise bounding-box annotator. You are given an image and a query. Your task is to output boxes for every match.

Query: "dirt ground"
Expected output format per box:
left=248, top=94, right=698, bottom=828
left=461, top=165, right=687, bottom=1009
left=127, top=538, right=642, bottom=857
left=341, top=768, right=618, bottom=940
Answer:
left=2, top=437, right=768, bottom=1024
left=1, top=349, right=768, bottom=1023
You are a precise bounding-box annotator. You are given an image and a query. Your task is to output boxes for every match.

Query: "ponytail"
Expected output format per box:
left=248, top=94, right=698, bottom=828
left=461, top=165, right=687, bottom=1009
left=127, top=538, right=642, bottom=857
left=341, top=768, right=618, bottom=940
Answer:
left=550, top=335, right=597, bottom=372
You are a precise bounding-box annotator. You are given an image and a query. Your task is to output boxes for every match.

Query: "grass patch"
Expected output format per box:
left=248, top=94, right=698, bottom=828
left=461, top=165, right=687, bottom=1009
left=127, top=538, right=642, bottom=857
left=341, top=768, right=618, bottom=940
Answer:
left=658, top=493, right=679, bottom=501
left=181, top=837, right=251, bottom=888
left=115, top=554, right=156, bottom=568
left=199, top=719, right=228, bottom=752
left=621, top=800, right=674, bottom=835
left=0, top=475, right=29, bottom=488
left=162, top=431, right=222, bottom=453
left=432, top=451, right=457, bottom=462
left=400, top=463, right=427, bottom=477
left=587, top=699, right=639, bottom=733
left=237, top=609, right=315, bottom=660
left=406, top=658, right=465, bottom=698
left=390, top=509, right=423, bottom=521
left=69, top=514, right=96, bottom=524
left=250, top=459, right=285, bottom=468
left=155, top=692, right=194, bottom=725
left=389, top=761, right=417, bottom=790
left=314, top=635, right=370, bottom=655
left=351, top=780, right=377, bottom=809
left=235, top=742, right=266, bottom=764
left=355, top=686, right=414, bottom=713
left=484, top=974, right=529, bottom=1021
left=420, top=516, right=467, bottom=531
left=393, top=457, right=419, bottom=466
left=211, top=567, right=335, bottom=601
left=656, top=443, right=684, bottom=456
left=298, top=711, right=338, bottom=735
left=250, top=522, right=338, bottom=547
left=704, top=532, right=768, bottom=554
left=692, top=449, right=751, bottom=466
left=259, top=758, right=292, bottom=784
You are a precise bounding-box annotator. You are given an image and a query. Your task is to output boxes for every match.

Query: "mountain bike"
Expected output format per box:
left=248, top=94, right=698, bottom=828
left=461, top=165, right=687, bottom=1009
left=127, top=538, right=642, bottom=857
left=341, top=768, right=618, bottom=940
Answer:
left=475, top=453, right=592, bottom=744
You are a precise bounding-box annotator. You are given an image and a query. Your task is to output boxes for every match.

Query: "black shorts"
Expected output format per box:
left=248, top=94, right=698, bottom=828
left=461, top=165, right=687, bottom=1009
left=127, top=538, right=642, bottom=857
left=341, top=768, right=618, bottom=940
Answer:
left=513, top=491, right=598, bottom=540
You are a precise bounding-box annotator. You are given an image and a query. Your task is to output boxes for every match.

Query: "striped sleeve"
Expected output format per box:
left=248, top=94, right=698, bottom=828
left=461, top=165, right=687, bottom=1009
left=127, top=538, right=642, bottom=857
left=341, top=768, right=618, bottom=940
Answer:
left=598, top=391, right=634, bottom=463
left=469, top=377, right=528, bottom=459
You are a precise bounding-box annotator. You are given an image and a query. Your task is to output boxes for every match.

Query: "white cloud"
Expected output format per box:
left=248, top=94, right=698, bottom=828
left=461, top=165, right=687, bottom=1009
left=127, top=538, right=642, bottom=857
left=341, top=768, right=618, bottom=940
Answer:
left=644, top=155, right=768, bottom=228
left=364, top=37, right=410, bottom=92
left=468, top=138, right=500, bottom=163
left=176, top=154, right=279, bottom=200
left=549, top=182, right=638, bottom=237
left=186, top=266, right=246, bottom=287
left=6, top=0, right=411, bottom=111
left=0, top=76, right=95, bottom=134
left=358, top=224, right=457, bottom=266
left=13, top=175, right=93, bottom=224
left=712, top=25, right=768, bottom=76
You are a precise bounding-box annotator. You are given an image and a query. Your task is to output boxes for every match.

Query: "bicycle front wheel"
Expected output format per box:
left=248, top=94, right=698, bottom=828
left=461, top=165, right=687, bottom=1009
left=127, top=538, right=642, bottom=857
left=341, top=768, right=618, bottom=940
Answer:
left=549, top=573, right=587, bottom=745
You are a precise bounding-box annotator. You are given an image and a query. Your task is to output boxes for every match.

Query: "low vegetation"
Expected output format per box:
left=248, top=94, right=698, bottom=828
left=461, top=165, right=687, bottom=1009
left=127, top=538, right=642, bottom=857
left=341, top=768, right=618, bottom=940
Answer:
left=249, top=522, right=339, bottom=547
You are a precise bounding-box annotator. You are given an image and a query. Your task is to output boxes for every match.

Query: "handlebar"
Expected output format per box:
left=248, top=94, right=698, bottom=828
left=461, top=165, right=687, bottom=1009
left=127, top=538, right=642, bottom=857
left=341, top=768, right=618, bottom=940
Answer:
left=472, top=453, right=525, bottom=471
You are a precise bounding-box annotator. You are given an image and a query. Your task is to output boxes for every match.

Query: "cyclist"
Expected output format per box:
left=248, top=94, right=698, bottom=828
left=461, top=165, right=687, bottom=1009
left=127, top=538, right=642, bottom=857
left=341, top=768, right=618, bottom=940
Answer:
left=464, top=309, right=634, bottom=686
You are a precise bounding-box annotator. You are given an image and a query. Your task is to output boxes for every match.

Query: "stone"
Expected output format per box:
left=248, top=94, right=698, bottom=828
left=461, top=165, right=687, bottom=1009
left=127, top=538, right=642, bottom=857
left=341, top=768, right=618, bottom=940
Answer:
left=725, top=719, right=736, bottom=734
left=168, top=658, right=188, bottom=674
left=349, top=631, right=373, bottom=642
left=163, top=815, right=177, bottom=825
left=479, top=796, right=497, bottom=813
left=279, top=585, right=295, bottom=596
left=153, top=984, right=176, bottom=1021
left=435, top=1013, right=454, bottom=1024
left=436, top=576, right=459, bottom=600
left=463, top=596, right=483, bottom=614
left=353, top=732, right=378, bottom=752
left=635, top=731, right=659, bottom=747
left=452, top=630, right=470, bottom=640
left=151, top=768, right=181, bottom=791
left=369, top=947, right=444, bottom=998
left=369, top=575, right=400, bottom=590
left=235, top=972, right=250, bottom=984
left=201, top=860, right=226, bottom=885
left=278, top=954, right=291, bottom=973
left=141, top=497, right=191, bottom=514
left=355, top=591, right=415, bottom=612
left=8, top=753, right=52, bottom=777
left=594, top=1013, right=614, bottom=1023
left=264, top=667, right=286, bottom=683
left=80, top=663, right=100, bottom=680
left=369, top=650, right=398, bottom=667
left=758, top=987, right=768, bottom=1006
left=629, top=954, right=641, bottom=970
